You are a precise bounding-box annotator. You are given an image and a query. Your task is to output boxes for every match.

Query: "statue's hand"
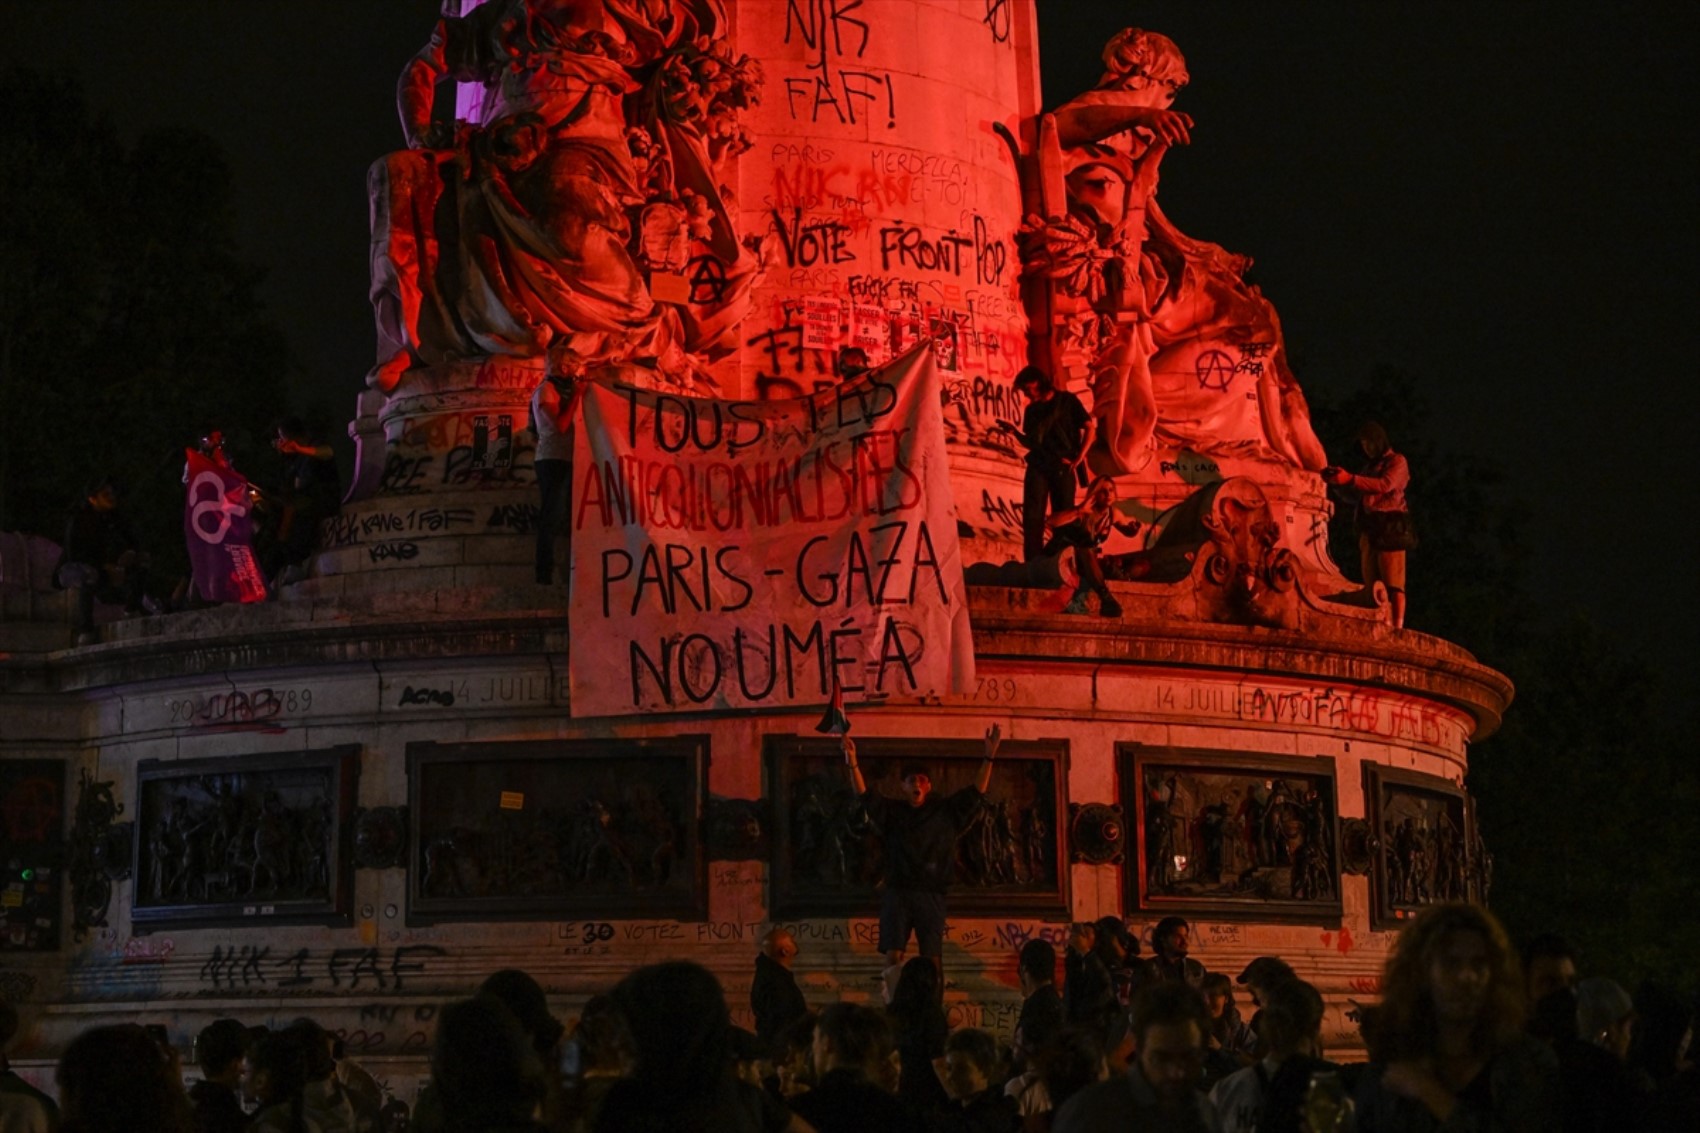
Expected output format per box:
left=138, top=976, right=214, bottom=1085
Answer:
left=411, top=122, right=454, bottom=151
left=1138, top=108, right=1193, bottom=146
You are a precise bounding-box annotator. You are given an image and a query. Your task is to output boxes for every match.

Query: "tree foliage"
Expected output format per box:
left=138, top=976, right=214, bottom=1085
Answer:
left=0, top=69, right=288, bottom=578
left=1310, top=370, right=1697, bottom=994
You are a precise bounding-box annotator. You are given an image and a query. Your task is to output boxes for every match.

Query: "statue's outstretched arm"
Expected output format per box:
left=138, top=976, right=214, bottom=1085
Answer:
left=398, top=19, right=452, bottom=150
left=1050, top=96, right=1193, bottom=150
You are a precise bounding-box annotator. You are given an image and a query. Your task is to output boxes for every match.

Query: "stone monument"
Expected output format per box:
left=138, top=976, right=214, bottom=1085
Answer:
left=0, top=0, right=1509, bottom=1110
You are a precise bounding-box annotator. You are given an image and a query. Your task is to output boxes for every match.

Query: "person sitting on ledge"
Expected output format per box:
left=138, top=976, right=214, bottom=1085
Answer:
left=1044, top=476, right=1138, bottom=618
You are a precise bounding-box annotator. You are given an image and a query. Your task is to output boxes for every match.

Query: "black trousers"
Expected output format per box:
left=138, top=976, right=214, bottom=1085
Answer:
left=1023, top=461, right=1076, bottom=561
left=534, top=459, right=570, bottom=584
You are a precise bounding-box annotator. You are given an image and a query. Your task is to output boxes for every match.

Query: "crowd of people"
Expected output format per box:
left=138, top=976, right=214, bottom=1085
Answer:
left=1, top=903, right=1692, bottom=1133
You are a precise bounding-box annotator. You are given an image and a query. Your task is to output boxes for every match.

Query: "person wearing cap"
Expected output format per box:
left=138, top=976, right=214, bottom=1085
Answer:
left=1236, top=955, right=1297, bottom=1055
left=1209, top=977, right=1334, bottom=1133
left=1549, top=979, right=1653, bottom=1132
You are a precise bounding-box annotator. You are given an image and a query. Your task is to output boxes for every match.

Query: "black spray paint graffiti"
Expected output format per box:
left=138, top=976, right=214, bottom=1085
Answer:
left=983, top=0, right=1011, bottom=44
left=198, top=945, right=446, bottom=992
left=782, top=0, right=897, bottom=127
left=398, top=686, right=455, bottom=708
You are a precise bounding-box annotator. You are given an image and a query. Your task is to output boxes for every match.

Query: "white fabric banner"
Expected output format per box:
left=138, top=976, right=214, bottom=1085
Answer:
left=568, top=345, right=975, bottom=717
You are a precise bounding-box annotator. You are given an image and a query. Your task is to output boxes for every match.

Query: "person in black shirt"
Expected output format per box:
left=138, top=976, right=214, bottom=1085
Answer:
left=189, top=1018, right=251, bottom=1133
left=841, top=726, right=1002, bottom=970
left=752, top=927, right=808, bottom=1056
left=1005, top=366, right=1093, bottom=563
left=791, top=1003, right=921, bottom=1133
left=266, top=416, right=341, bottom=586
left=1014, top=939, right=1065, bottom=1073
left=58, top=476, right=151, bottom=641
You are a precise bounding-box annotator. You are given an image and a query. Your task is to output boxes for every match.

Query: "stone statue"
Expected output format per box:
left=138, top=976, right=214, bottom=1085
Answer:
left=368, top=0, right=763, bottom=392
left=1021, top=28, right=1327, bottom=477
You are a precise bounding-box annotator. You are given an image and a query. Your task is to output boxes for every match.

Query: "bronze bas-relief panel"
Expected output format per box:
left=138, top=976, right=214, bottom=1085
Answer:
left=132, top=747, right=358, bottom=931
left=766, top=736, right=1069, bottom=920
left=1364, top=765, right=1476, bottom=930
left=406, top=738, right=706, bottom=923
left=1121, top=746, right=1342, bottom=923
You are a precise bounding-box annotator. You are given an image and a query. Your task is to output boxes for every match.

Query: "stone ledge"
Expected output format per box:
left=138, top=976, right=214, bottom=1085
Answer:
left=9, top=584, right=1511, bottom=736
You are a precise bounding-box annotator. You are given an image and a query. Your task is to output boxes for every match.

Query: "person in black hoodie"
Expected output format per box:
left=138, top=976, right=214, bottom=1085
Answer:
left=752, top=928, right=808, bottom=1055
left=189, top=1019, right=251, bottom=1133
left=791, top=1003, right=920, bottom=1133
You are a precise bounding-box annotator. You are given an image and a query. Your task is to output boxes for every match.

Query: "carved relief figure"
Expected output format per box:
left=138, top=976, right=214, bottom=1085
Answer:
left=369, top=0, right=763, bottom=392
left=1021, top=28, right=1327, bottom=476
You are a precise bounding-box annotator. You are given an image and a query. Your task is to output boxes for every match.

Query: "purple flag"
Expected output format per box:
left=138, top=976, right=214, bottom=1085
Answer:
left=183, top=449, right=267, bottom=603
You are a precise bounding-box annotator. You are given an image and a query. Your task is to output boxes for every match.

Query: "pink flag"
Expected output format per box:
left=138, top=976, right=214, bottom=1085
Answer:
left=183, top=449, right=267, bottom=603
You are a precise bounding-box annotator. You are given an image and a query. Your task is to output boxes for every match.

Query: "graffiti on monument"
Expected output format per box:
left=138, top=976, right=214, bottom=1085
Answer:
left=131, top=747, right=359, bottom=931
left=1364, top=765, right=1478, bottom=930
left=406, top=739, right=706, bottom=923
left=0, top=760, right=65, bottom=951
left=765, top=736, right=1068, bottom=919
left=1122, top=747, right=1342, bottom=923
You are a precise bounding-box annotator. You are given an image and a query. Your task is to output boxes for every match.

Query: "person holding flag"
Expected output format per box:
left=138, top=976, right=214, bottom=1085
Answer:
left=830, top=687, right=1003, bottom=973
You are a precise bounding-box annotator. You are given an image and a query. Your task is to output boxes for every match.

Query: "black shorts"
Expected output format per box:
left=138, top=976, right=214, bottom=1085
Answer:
left=1359, top=510, right=1418, bottom=552
left=878, top=888, right=947, bottom=957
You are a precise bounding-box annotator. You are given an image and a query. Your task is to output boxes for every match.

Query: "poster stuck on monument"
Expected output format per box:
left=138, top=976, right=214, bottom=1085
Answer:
left=568, top=344, right=975, bottom=717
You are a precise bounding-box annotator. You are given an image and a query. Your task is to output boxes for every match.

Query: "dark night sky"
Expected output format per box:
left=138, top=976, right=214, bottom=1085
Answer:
left=5, top=2, right=1696, bottom=704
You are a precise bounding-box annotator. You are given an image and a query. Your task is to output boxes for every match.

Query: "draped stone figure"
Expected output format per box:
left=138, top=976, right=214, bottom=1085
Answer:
left=1021, top=28, right=1327, bottom=477
left=368, top=0, right=763, bottom=392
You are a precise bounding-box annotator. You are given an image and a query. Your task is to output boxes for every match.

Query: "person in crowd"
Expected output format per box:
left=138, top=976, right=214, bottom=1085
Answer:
left=595, top=960, right=799, bottom=1133
left=560, top=994, right=635, bottom=1133
left=1322, top=420, right=1414, bottom=628
left=730, top=1028, right=771, bottom=1090
left=57, top=476, right=151, bottom=642
left=1543, top=980, right=1652, bottom=1133
left=1052, top=982, right=1218, bottom=1132
left=265, top=416, right=341, bottom=587
left=1521, top=933, right=1580, bottom=1008
left=189, top=1018, right=251, bottom=1133
left=429, top=997, right=548, bottom=1133
left=1013, top=940, right=1065, bottom=1076
left=1235, top=956, right=1297, bottom=1056
left=752, top=927, right=808, bottom=1056
left=56, top=1024, right=193, bottom=1133
left=244, top=1032, right=309, bottom=1133
left=1200, top=973, right=1257, bottom=1087
left=1352, top=902, right=1560, bottom=1132
left=1090, top=918, right=1139, bottom=1013
left=1006, top=366, right=1093, bottom=563
left=1044, top=478, right=1135, bottom=618
left=1062, top=924, right=1114, bottom=1042
left=477, top=969, right=567, bottom=1130
left=1628, top=980, right=1693, bottom=1090
left=790, top=1003, right=918, bottom=1133
left=772, top=1015, right=818, bottom=1104
left=0, top=1001, right=58, bottom=1133
left=886, top=957, right=949, bottom=1114
left=529, top=367, right=576, bottom=586
left=840, top=726, right=1002, bottom=971
left=935, top=1028, right=1018, bottom=1133
left=1026, top=1026, right=1109, bottom=1130
left=277, top=1020, right=364, bottom=1133
left=1137, top=917, right=1207, bottom=992
left=1209, top=978, right=1334, bottom=1133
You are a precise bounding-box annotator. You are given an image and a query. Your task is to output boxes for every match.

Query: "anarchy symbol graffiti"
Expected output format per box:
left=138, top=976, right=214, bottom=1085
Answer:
left=687, top=255, right=729, bottom=306
left=1195, top=349, right=1236, bottom=392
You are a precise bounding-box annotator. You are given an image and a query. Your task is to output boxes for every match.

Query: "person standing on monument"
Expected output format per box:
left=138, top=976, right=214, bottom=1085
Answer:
left=1323, top=421, right=1415, bottom=629
left=530, top=367, right=578, bottom=586
left=1007, top=366, right=1093, bottom=563
left=841, top=726, right=1002, bottom=971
